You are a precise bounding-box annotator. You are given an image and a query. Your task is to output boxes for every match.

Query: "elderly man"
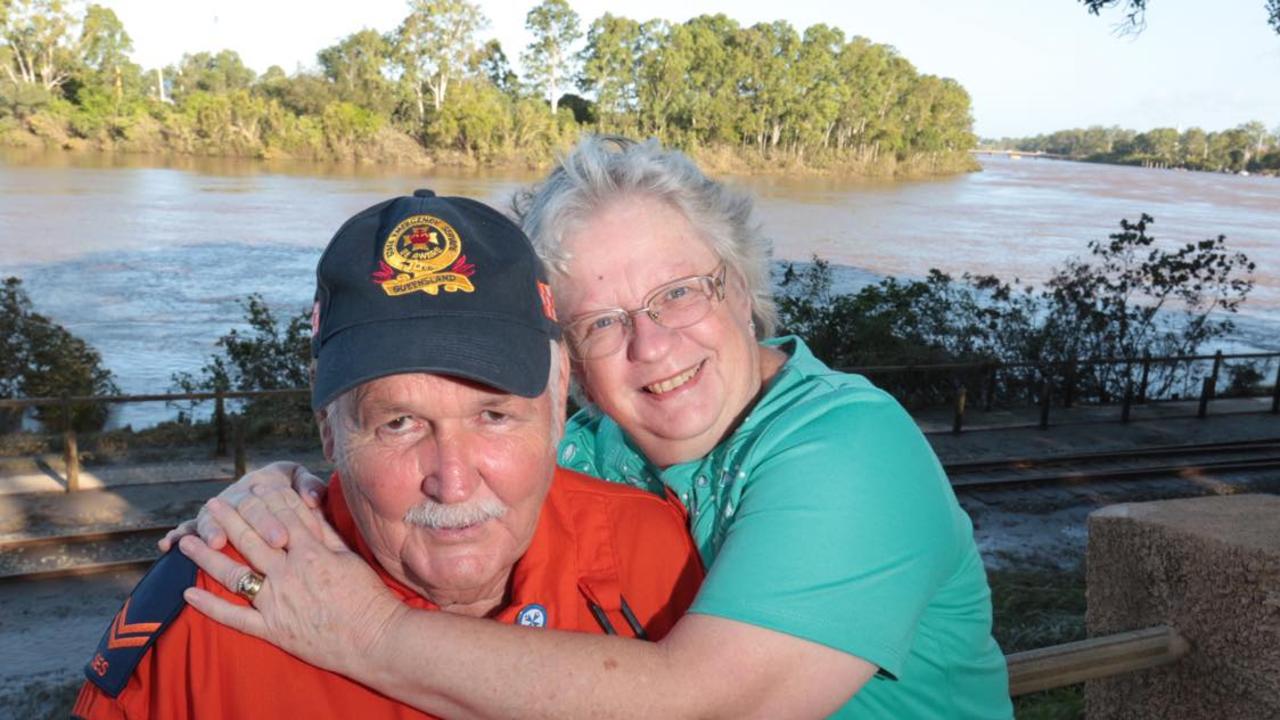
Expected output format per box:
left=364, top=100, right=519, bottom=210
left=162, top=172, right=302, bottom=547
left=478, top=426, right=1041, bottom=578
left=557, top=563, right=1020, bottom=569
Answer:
left=72, top=191, right=704, bottom=719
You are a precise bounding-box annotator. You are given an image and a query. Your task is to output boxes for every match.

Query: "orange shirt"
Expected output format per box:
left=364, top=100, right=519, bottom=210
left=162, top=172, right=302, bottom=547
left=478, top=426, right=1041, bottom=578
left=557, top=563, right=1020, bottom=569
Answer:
left=73, top=468, right=703, bottom=719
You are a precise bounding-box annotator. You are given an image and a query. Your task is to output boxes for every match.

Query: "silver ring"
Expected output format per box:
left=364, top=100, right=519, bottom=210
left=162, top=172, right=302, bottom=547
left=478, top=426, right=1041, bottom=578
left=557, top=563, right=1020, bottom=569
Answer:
left=235, top=571, right=265, bottom=602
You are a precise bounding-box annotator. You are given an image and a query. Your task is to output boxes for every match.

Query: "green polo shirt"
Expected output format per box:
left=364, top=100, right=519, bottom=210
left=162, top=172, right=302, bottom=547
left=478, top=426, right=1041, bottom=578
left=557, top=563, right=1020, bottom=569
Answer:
left=557, top=336, right=1011, bottom=718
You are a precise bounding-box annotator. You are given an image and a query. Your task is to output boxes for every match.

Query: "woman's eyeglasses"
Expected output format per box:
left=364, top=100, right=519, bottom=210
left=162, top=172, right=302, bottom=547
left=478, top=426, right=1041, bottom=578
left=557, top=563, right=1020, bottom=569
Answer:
left=564, top=263, right=727, bottom=360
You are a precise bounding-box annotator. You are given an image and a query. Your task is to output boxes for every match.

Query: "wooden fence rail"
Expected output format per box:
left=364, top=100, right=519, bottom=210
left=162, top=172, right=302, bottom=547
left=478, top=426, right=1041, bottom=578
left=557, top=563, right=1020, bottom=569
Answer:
left=1007, top=625, right=1190, bottom=697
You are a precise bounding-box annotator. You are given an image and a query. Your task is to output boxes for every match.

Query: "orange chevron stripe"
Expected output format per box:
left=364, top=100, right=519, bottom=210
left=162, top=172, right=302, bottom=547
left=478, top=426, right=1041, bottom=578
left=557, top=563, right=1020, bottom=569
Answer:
left=106, top=598, right=161, bottom=649
left=115, top=598, right=162, bottom=634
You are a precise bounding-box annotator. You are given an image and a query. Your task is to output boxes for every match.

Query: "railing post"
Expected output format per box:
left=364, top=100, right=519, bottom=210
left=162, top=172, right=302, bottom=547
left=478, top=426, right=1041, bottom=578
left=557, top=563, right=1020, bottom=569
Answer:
left=233, top=416, right=247, bottom=480
left=1138, top=352, right=1151, bottom=404
left=215, top=390, right=227, bottom=457
left=1039, top=378, right=1052, bottom=430
left=1197, top=377, right=1213, bottom=419
left=952, top=385, right=967, bottom=434
left=62, top=395, right=80, bottom=493
left=1271, top=362, right=1279, bottom=415
left=1063, top=361, right=1076, bottom=408
left=1209, top=350, right=1224, bottom=400
left=983, top=363, right=997, bottom=412
left=1121, top=380, right=1133, bottom=424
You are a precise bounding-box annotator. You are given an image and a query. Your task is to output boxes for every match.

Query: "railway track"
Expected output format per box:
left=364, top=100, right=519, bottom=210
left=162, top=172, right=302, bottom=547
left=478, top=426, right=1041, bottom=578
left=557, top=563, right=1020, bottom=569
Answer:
left=0, top=525, right=169, bottom=584
left=945, top=438, right=1280, bottom=490
left=1, top=439, right=1276, bottom=584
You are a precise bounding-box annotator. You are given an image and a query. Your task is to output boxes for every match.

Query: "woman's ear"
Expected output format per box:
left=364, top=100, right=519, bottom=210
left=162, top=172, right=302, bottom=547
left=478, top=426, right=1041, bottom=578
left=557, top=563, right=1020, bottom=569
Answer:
left=729, top=268, right=754, bottom=325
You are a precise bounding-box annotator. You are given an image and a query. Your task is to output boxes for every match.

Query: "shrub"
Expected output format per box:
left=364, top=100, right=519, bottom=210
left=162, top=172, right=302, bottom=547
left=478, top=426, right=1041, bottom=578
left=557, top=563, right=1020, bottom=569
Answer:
left=0, top=277, right=119, bottom=432
left=777, top=214, right=1256, bottom=408
left=171, top=294, right=314, bottom=437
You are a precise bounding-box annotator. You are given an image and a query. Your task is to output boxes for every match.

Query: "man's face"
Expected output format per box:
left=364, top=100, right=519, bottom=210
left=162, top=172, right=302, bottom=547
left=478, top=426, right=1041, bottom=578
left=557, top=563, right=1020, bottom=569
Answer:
left=324, top=369, right=563, bottom=615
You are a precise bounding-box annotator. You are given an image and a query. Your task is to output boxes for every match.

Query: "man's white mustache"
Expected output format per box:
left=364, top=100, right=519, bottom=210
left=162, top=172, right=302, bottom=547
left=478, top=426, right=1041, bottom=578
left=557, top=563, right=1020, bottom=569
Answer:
left=404, top=498, right=508, bottom=529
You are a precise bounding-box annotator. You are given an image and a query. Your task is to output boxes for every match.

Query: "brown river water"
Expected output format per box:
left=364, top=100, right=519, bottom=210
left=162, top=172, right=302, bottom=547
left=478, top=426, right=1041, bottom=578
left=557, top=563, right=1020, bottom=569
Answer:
left=1, top=150, right=1276, bottom=428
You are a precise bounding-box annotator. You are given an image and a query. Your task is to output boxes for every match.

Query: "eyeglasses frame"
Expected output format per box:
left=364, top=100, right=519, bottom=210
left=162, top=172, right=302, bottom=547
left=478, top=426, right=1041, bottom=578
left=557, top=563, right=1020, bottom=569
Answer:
left=564, top=262, right=728, bottom=360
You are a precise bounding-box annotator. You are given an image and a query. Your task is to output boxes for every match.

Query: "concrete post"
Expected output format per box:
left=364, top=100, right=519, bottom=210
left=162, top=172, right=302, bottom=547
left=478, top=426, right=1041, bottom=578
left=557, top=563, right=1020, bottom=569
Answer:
left=1086, top=494, right=1280, bottom=719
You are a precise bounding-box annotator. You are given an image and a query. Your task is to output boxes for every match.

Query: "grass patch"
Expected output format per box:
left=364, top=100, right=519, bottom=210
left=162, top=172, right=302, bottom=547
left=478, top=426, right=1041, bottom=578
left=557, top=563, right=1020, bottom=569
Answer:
left=1013, top=686, right=1084, bottom=720
left=989, top=564, right=1087, bottom=719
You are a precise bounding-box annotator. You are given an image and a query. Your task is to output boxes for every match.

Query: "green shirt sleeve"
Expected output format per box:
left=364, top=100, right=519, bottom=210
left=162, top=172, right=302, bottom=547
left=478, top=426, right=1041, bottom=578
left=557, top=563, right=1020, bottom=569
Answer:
left=688, top=387, right=964, bottom=677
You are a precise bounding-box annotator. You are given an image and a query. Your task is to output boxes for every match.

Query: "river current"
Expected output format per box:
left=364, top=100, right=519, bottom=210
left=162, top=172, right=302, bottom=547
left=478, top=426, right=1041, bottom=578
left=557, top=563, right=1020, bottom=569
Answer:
left=1, top=150, right=1276, bottom=428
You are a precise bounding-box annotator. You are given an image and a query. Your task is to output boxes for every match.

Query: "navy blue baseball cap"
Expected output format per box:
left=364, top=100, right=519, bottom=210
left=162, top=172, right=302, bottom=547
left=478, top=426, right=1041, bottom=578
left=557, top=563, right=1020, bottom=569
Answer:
left=310, top=189, right=561, bottom=411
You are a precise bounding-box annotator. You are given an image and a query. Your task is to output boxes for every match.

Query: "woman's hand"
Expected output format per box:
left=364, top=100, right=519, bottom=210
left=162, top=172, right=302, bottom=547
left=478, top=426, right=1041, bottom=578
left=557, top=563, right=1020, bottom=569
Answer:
left=158, top=461, right=328, bottom=552
left=177, top=484, right=407, bottom=678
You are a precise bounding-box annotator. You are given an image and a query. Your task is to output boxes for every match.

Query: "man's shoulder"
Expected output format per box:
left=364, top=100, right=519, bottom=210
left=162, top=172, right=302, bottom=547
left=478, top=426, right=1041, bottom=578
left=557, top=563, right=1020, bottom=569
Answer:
left=80, top=549, right=199, bottom=699
left=551, top=466, right=684, bottom=522
left=549, top=467, right=698, bottom=570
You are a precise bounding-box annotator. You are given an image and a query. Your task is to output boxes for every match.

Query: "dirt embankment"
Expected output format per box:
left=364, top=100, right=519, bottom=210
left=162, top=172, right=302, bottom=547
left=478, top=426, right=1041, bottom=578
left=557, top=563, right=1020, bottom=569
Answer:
left=1, top=114, right=977, bottom=179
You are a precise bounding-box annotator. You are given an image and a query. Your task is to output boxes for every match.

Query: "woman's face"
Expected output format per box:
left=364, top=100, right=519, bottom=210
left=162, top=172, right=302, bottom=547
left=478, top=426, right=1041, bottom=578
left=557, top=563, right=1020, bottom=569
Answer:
left=557, top=195, right=760, bottom=468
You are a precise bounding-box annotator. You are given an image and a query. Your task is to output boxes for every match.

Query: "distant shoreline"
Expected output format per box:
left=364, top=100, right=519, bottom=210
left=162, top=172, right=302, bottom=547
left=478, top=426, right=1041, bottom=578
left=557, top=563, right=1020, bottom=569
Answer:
left=1, top=121, right=980, bottom=181
left=973, top=150, right=1280, bottom=178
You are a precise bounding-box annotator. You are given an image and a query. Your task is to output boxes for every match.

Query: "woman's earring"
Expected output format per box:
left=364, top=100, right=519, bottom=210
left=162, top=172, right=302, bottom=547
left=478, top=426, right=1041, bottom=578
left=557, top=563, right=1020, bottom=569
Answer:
left=748, top=319, right=757, bottom=337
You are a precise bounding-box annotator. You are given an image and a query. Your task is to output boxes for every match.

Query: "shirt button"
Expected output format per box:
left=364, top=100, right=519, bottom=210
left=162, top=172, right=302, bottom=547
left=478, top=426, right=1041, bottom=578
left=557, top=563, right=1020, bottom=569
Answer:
left=680, top=492, right=689, bottom=505
left=696, top=475, right=708, bottom=488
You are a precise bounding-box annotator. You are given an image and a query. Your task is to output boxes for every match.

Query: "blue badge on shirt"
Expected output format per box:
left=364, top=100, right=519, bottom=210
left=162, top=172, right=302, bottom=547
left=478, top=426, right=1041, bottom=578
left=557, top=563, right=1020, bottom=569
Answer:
left=516, top=603, right=548, bottom=628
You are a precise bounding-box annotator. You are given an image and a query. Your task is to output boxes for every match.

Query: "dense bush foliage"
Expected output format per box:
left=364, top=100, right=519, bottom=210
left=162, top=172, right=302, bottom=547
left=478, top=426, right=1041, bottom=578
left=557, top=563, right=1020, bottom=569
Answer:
left=170, top=295, right=314, bottom=437
left=0, top=277, right=119, bottom=431
left=777, top=214, right=1256, bottom=407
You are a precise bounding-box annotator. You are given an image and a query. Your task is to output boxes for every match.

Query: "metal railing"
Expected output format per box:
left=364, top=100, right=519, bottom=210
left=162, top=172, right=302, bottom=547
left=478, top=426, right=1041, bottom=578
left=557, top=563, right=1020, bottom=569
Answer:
left=840, top=350, right=1280, bottom=433
left=2, top=350, right=1277, bottom=490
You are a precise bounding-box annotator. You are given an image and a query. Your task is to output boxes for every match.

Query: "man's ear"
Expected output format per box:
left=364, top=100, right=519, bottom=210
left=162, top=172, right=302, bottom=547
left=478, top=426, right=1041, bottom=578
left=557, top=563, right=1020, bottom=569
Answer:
left=316, top=406, right=337, bottom=462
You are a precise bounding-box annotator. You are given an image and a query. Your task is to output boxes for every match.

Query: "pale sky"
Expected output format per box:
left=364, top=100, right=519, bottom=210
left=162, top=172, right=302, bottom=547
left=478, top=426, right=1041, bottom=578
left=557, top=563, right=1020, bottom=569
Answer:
left=97, top=0, right=1280, bottom=138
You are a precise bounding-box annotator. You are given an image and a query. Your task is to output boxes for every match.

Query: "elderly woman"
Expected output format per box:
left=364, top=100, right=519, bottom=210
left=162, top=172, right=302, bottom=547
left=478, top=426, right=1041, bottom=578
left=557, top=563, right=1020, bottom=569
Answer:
left=173, top=136, right=1012, bottom=718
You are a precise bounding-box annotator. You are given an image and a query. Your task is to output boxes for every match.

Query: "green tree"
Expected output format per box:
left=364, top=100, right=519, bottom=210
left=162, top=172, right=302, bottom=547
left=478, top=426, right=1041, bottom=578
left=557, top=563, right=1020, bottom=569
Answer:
left=77, top=4, right=136, bottom=97
left=1, top=0, right=80, bottom=91
left=578, top=13, right=642, bottom=130
left=1133, top=127, right=1178, bottom=165
left=168, top=50, right=255, bottom=101
left=522, top=0, right=582, bottom=114
left=677, top=14, right=746, bottom=146
left=318, top=29, right=395, bottom=114
left=1239, top=120, right=1269, bottom=160
left=1, top=277, right=119, bottom=432
left=393, top=0, right=487, bottom=122
left=256, top=66, right=334, bottom=117
left=737, top=21, right=802, bottom=154
left=1179, top=127, right=1208, bottom=167
left=471, top=39, right=518, bottom=97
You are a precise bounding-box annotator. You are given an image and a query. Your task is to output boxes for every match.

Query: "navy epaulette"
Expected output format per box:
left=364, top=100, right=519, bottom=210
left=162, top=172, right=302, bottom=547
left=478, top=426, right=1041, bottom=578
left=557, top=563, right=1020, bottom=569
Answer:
left=83, top=548, right=198, bottom=698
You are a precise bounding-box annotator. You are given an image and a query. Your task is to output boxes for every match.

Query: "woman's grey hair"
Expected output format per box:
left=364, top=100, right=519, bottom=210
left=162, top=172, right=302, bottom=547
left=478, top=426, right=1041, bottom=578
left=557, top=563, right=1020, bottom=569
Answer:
left=513, top=135, right=777, bottom=338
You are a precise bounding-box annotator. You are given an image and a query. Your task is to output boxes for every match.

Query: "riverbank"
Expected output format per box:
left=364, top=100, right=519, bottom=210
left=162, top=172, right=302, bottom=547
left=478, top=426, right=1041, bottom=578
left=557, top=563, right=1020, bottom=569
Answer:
left=0, top=113, right=979, bottom=180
